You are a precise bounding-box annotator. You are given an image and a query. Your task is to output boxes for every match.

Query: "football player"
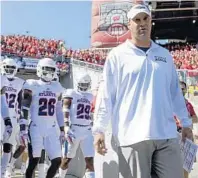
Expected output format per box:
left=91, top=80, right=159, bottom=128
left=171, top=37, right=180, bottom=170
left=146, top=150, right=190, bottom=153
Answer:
left=1, top=74, right=12, bottom=142
left=37, top=70, right=60, bottom=178
left=7, top=99, right=28, bottom=176
left=0, top=74, right=12, bottom=154
left=59, top=74, right=95, bottom=178
left=0, top=58, right=24, bottom=178
left=19, top=58, right=65, bottom=178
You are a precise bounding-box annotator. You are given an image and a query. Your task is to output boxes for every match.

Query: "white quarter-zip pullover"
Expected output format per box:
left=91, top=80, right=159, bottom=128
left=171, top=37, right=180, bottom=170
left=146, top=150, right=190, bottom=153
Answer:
left=93, top=40, right=192, bottom=146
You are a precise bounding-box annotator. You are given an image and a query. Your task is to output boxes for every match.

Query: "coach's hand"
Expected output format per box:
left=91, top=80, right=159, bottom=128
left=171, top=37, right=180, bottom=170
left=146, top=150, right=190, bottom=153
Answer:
left=182, top=127, right=193, bottom=142
left=94, top=133, right=107, bottom=156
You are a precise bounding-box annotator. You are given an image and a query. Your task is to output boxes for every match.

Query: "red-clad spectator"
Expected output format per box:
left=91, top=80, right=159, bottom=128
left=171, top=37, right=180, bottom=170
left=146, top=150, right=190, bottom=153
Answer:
left=1, top=34, right=65, bottom=59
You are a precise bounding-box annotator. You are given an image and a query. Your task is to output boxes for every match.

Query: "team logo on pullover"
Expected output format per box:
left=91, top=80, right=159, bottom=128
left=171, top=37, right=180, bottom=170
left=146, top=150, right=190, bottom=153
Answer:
left=154, top=56, right=167, bottom=63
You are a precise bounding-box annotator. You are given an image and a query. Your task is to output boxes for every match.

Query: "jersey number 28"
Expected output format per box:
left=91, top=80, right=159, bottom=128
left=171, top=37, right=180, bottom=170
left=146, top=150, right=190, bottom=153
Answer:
left=38, top=98, right=56, bottom=116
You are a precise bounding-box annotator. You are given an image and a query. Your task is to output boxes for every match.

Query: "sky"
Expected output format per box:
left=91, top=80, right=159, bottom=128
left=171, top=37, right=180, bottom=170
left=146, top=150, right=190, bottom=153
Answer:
left=1, top=1, right=92, bottom=49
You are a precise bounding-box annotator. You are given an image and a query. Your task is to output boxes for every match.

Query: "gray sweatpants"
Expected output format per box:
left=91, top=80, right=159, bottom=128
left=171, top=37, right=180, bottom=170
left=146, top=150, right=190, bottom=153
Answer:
left=118, top=139, right=184, bottom=178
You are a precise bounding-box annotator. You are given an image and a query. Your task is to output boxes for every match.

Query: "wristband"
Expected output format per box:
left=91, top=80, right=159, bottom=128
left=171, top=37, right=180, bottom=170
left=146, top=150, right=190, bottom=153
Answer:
left=4, top=118, right=12, bottom=127
left=65, top=121, right=69, bottom=127
left=22, top=106, right=30, bottom=111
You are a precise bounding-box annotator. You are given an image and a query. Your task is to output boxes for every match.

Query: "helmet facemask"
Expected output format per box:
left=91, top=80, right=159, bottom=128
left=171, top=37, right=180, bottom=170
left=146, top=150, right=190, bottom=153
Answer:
left=37, top=58, right=57, bottom=82
left=78, top=82, right=91, bottom=92
left=39, top=66, right=56, bottom=82
left=77, top=74, right=91, bottom=92
left=2, top=65, right=17, bottom=79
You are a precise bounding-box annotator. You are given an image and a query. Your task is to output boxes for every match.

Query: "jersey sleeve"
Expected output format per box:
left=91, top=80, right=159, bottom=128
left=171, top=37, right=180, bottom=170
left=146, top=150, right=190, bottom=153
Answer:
left=62, top=89, right=74, bottom=99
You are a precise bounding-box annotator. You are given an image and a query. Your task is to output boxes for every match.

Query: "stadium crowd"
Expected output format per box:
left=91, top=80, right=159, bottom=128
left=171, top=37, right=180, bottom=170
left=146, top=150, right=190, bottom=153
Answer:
left=1, top=34, right=66, bottom=58
left=1, top=35, right=198, bottom=69
left=164, top=42, right=198, bottom=70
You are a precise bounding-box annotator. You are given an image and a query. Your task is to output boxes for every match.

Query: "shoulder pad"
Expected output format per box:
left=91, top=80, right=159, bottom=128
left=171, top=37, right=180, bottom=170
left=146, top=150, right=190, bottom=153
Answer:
left=63, top=89, right=74, bottom=99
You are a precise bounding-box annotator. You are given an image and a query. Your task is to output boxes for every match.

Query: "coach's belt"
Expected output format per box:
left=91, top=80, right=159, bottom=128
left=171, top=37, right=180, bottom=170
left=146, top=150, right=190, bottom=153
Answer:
left=72, top=124, right=90, bottom=127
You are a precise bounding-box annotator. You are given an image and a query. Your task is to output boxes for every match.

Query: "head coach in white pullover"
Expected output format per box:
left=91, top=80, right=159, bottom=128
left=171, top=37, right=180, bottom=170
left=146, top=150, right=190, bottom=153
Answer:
left=92, top=3, right=193, bottom=178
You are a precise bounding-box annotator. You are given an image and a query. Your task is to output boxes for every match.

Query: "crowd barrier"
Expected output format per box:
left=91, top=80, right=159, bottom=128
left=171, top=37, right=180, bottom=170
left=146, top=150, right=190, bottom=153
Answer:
left=1, top=53, right=70, bottom=75
left=71, top=58, right=104, bottom=72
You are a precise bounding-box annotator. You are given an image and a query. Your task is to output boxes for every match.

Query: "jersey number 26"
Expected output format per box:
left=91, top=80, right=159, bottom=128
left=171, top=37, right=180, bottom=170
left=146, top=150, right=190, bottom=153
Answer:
left=38, top=98, right=56, bottom=116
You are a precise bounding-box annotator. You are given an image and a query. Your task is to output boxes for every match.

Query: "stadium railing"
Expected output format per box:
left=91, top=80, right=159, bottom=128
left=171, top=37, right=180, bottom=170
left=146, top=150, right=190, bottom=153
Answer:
left=1, top=52, right=70, bottom=75
left=71, top=58, right=103, bottom=72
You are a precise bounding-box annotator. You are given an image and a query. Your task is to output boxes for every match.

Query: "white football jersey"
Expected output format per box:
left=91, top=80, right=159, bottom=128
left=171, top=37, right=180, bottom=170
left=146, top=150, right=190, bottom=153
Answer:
left=63, top=89, right=94, bottom=125
left=23, top=79, right=64, bottom=127
left=3, top=76, right=25, bottom=118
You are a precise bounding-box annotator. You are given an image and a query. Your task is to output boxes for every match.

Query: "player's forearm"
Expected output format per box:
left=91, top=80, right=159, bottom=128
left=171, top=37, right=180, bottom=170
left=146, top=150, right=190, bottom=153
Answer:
left=1, top=94, right=10, bottom=119
left=19, top=108, right=30, bottom=131
left=17, top=90, right=23, bottom=119
left=19, top=90, right=32, bottom=131
left=62, top=98, right=71, bottom=126
left=64, top=112, right=70, bottom=122
left=21, top=89, right=32, bottom=120
left=21, top=99, right=31, bottom=121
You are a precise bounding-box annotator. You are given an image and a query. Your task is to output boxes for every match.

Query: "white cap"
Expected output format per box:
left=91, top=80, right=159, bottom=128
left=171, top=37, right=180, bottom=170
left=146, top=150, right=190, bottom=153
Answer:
left=127, top=4, right=151, bottom=19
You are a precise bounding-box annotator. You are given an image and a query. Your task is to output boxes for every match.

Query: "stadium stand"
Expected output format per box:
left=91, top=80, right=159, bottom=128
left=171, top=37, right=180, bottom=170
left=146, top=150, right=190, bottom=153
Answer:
left=1, top=35, right=197, bottom=69
left=1, top=34, right=66, bottom=58
left=1, top=35, right=70, bottom=72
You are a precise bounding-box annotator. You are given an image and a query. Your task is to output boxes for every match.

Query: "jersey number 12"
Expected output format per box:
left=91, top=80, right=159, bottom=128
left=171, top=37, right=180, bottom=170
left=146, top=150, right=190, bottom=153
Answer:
left=5, top=93, right=16, bottom=108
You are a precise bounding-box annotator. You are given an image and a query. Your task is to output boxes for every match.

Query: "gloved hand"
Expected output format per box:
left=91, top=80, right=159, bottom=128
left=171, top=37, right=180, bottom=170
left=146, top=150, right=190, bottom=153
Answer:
left=65, top=126, right=75, bottom=144
left=3, top=125, right=12, bottom=142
